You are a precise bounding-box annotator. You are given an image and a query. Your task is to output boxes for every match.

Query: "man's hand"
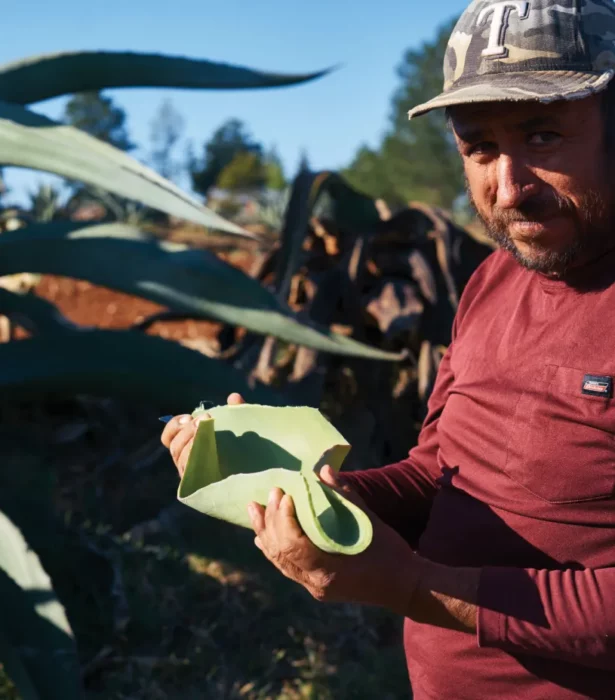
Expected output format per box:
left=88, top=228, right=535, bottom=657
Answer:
left=161, top=394, right=419, bottom=615
left=247, top=466, right=419, bottom=615
left=160, top=392, right=245, bottom=477
left=161, top=393, right=478, bottom=629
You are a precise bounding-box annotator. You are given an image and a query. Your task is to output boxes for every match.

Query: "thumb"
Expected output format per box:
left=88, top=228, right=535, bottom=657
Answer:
left=318, top=465, right=368, bottom=510
left=318, top=464, right=344, bottom=490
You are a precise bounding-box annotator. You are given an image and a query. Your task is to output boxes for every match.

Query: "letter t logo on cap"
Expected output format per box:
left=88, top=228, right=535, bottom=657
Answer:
left=478, top=1, right=530, bottom=59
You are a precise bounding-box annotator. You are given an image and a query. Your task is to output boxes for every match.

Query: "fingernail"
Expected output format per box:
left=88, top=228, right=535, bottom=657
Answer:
left=159, top=415, right=173, bottom=423
left=268, top=489, right=277, bottom=505
left=247, top=504, right=256, bottom=521
left=178, top=416, right=190, bottom=425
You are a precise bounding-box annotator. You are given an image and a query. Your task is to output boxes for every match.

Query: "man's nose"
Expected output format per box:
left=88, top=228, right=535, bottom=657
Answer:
left=495, top=154, right=538, bottom=209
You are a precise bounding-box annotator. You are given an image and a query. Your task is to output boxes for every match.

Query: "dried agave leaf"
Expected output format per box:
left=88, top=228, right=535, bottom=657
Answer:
left=408, top=250, right=437, bottom=306
left=364, top=279, right=423, bottom=336
left=177, top=404, right=373, bottom=555
left=418, top=340, right=434, bottom=401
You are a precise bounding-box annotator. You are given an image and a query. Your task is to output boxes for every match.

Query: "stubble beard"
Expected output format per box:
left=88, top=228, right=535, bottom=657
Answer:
left=467, top=182, right=614, bottom=277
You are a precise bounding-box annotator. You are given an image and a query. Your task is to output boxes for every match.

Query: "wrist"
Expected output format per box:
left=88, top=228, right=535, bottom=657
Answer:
left=384, top=548, right=422, bottom=617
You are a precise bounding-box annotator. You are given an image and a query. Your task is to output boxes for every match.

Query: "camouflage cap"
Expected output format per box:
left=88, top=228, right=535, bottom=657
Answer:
left=409, top=0, right=615, bottom=119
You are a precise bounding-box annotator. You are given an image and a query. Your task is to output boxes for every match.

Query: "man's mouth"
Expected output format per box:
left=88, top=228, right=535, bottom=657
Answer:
left=507, top=216, right=561, bottom=239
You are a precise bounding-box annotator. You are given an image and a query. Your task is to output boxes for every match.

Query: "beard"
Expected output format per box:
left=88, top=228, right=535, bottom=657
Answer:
left=467, top=182, right=614, bottom=276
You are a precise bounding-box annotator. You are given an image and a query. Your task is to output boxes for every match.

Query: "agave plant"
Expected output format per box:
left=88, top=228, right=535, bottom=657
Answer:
left=0, top=49, right=408, bottom=697
left=27, top=183, right=63, bottom=223
left=0, top=510, right=81, bottom=700
left=0, top=50, right=404, bottom=396
left=254, top=187, right=292, bottom=233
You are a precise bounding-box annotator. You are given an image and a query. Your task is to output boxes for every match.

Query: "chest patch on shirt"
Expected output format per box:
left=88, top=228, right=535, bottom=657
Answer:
left=581, top=374, right=613, bottom=398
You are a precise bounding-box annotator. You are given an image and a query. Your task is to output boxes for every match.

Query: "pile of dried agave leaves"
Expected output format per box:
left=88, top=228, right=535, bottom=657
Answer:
left=202, top=196, right=493, bottom=470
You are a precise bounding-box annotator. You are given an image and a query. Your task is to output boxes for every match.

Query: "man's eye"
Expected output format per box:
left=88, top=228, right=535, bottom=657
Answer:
left=468, top=141, right=496, bottom=156
left=528, top=131, right=560, bottom=145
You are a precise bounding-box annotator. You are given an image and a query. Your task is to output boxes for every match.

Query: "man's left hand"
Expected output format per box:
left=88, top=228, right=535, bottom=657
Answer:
left=247, top=465, right=418, bottom=616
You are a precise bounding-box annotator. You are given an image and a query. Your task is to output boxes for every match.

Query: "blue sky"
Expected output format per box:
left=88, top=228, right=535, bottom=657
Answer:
left=3, top=0, right=466, bottom=206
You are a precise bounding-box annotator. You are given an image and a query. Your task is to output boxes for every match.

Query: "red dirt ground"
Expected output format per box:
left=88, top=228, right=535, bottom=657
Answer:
left=12, top=247, right=258, bottom=350
left=35, top=275, right=222, bottom=340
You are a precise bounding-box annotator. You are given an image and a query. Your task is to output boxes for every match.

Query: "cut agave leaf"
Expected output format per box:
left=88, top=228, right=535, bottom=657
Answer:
left=0, top=222, right=403, bottom=360
left=0, top=50, right=333, bottom=105
left=0, top=100, right=249, bottom=238
left=0, top=329, right=280, bottom=410
left=178, top=404, right=373, bottom=555
left=0, top=509, right=81, bottom=699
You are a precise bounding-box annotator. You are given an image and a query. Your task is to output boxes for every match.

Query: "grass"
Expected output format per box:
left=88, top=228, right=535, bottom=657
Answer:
left=0, top=395, right=410, bottom=700
left=0, top=674, right=19, bottom=700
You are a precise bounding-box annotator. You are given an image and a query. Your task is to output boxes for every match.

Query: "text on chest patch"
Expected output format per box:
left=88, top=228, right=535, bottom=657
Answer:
left=582, top=374, right=613, bottom=398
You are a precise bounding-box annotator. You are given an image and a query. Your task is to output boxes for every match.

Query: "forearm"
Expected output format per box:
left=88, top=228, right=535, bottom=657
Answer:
left=477, top=565, right=615, bottom=670
left=407, top=555, right=479, bottom=633
left=405, top=559, right=615, bottom=671
left=342, top=460, right=439, bottom=545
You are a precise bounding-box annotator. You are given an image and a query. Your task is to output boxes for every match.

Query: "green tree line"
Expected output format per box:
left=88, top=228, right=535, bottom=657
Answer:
left=343, top=18, right=463, bottom=211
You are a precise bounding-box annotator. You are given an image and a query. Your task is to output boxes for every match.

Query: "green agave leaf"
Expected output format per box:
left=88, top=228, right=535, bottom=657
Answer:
left=0, top=100, right=250, bottom=238
left=0, top=330, right=279, bottom=410
left=0, top=510, right=81, bottom=700
left=0, top=50, right=333, bottom=105
left=178, top=404, right=373, bottom=555
left=0, top=221, right=402, bottom=360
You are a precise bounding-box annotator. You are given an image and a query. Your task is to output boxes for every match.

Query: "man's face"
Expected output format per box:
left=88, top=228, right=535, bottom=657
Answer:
left=451, top=95, right=614, bottom=276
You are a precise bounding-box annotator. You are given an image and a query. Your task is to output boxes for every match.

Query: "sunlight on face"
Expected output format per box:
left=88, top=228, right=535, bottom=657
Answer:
left=450, top=95, right=614, bottom=276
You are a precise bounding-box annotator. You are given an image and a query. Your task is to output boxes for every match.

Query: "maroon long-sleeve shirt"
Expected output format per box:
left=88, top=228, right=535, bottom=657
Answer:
left=344, top=246, right=615, bottom=700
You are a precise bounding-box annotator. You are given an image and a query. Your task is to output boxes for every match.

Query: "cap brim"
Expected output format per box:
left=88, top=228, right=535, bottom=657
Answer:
left=408, top=69, right=615, bottom=119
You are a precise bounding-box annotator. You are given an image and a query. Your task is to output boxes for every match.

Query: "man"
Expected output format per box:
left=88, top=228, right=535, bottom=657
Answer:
left=162, top=1, right=615, bottom=697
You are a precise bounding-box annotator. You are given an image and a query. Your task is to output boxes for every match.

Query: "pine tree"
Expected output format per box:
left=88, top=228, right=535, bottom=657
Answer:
left=264, top=147, right=286, bottom=190
left=216, top=152, right=267, bottom=192
left=63, top=91, right=135, bottom=152
left=297, top=149, right=311, bottom=175
left=190, top=119, right=263, bottom=197
left=149, top=99, right=185, bottom=181
left=344, top=17, right=464, bottom=210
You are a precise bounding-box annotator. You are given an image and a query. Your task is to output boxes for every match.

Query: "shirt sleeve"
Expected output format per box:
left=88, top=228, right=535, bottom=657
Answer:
left=341, top=252, right=494, bottom=545
left=478, top=565, right=615, bottom=670
left=342, top=339, right=455, bottom=546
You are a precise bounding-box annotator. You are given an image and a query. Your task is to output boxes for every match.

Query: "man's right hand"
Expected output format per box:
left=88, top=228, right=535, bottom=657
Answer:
left=160, top=392, right=245, bottom=477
